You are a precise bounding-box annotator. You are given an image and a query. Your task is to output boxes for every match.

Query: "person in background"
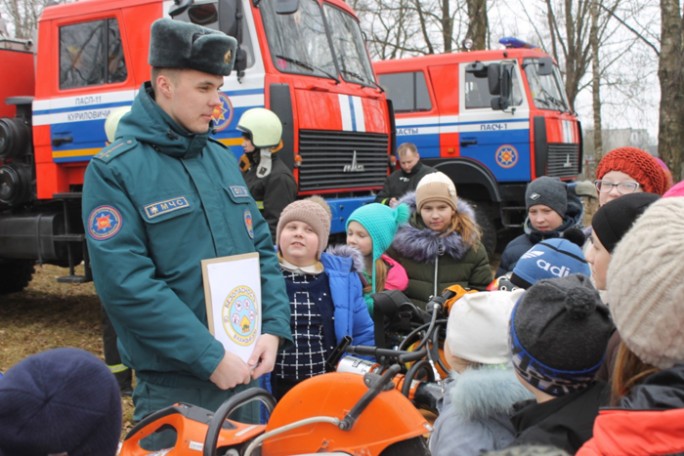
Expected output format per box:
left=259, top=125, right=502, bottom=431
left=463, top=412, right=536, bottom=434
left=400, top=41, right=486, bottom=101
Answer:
left=272, top=196, right=375, bottom=399
left=100, top=106, right=134, bottom=396
left=587, top=192, right=659, bottom=382
left=578, top=196, right=684, bottom=455
left=0, top=348, right=121, bottom=456
left=331, top=202, right=410, bottom=313
left=594, top=146, right=669, bottom=207
left=375, top=142, right=435, bottom=207
left=389, top=172, right=492, bottom=307
left=238, top=107, right=296, bottom=240
left=497, top=176, right=583, bottom=276
left=572, top=180, right=599, bottom=229
left=430, top=290, right=532, bottom=455
left=508, top=275, right=614, bottom=453
left=82, top=18, right=292, bottom=429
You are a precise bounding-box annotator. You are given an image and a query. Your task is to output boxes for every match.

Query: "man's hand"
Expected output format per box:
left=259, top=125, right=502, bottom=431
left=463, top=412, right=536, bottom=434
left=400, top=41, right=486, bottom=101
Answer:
left=389, top=197, right=398, bottom=208
left=248, top=334, right=280, bottom=379
left=210, top=351, right=252, bottom=390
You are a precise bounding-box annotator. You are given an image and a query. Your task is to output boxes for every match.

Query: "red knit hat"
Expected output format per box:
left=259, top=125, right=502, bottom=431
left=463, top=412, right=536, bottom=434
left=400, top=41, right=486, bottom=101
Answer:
left=596, top=147, right=669, bottom=195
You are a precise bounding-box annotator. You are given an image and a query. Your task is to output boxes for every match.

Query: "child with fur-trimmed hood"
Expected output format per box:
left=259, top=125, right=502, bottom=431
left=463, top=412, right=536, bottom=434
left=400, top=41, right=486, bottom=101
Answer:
left=388, top=172, right=492, bottom=307
left=272, top=196, right=375, bottom=400
left=430, top=290, right=532, bottom=456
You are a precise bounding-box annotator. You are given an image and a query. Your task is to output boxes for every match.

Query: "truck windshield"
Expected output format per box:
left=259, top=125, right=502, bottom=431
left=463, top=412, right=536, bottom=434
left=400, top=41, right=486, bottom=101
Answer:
left=524, top=58, right=571, bottom=112
left=323, top=4, right=375, bottom=86
left=260, top=0, right=338, bottom=81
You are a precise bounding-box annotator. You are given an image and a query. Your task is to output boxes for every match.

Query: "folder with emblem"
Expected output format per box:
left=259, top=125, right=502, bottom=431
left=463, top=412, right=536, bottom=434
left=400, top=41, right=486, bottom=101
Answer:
left=202, top=252, right=261, bottom=363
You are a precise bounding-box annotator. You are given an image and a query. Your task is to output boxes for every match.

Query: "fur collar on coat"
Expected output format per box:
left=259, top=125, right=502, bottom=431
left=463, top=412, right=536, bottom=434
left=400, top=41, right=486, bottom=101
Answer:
left=325, top=244, right=365, bottom=273
left=449, top=367, right=533, bottom=421
left=391, top=192, right=478, bottom=263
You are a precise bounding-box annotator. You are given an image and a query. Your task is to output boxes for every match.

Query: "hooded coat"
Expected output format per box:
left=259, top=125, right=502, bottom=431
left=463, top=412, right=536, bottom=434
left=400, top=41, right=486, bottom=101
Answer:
left=388, top=192, right=492, bottom=307
left=82, top=83, right=292, bottom=419
left=578, top=365, right=684, bottom=455
left=497, top=188, right=583, bottom=276
left=430, top=367, right=533, bottom=456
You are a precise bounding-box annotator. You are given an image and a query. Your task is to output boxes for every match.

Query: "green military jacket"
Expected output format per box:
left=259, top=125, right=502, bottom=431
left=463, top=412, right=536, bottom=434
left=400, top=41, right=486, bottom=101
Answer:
left=82, top=83, right=292, bottom=388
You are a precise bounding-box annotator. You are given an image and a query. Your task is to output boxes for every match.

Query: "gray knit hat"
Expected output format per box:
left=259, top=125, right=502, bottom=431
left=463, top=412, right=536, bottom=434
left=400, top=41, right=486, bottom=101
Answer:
left=607, top=197, right=684, bottom=369
left=276, top=196, right=331, bottom=258
left=525, top=176, right=568, bottom=218
left=149, top=18, right=237, bottom=76
left=510, top=275, right=614, bottom=396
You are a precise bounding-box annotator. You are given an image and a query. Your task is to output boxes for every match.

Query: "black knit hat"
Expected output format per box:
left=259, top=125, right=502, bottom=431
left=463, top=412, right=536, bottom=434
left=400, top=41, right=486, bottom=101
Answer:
left=510, top=275, right=614, bottom=397
left=525, top=176, right=568, bottom=217
left=149, top=18, right=238, bottom=76
left=591, top=192, right=660, bottom=253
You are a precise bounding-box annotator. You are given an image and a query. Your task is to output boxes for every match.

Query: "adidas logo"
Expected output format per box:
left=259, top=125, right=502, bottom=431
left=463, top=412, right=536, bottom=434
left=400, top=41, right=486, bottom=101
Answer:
left=536, top=259, right=572, bottom=278
left=521, top=250, right=545, bottom=260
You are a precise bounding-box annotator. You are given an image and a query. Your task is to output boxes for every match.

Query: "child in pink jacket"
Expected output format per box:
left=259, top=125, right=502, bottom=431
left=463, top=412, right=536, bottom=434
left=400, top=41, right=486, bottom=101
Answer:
left=340, top=203, right=410, bottom=313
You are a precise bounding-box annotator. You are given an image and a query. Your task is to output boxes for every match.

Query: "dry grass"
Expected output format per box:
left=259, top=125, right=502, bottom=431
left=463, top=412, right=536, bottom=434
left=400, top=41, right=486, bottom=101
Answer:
left=0, top=264, right=135, bottom=437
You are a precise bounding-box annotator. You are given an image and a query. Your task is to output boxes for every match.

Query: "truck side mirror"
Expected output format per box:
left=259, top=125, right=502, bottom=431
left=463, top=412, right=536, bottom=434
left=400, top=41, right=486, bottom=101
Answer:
left=537, top=56, right=553, bottom=76
left=487, top=63, right=501, bottom=95
left=169, top=0, right=193, bottom=18
left=276, top=0, right=299, bottom=14
left=488, top=63, right=513, bottom=111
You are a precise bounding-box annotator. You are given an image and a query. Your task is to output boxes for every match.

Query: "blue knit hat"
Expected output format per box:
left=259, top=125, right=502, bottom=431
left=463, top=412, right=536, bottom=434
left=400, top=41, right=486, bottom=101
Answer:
left=510, top=238, right=590, bottom=289
left=0, top=348, right=122, bottom=456
left=347, top=202, right=410, bottom=291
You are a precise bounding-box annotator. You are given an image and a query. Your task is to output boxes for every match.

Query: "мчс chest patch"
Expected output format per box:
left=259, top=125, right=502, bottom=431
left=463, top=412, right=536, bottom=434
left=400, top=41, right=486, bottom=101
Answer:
left=143, top=197, right=190, bottom=219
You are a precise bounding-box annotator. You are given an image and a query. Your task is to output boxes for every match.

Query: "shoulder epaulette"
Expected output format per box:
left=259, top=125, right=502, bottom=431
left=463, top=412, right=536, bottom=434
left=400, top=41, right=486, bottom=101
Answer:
left=208, top=137, right=228, bottom=150
left=93, top=137, right=138, bottom=163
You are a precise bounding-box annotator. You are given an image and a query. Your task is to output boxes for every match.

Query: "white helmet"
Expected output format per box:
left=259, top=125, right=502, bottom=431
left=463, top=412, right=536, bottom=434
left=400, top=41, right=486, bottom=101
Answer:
left=237, top=108, right=283, bottom=149
left=104, top=106, right=131, bottom=143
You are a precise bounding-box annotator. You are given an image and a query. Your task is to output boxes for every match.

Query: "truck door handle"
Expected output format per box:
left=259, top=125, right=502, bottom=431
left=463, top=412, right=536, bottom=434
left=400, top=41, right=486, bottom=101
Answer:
left=52, top=136, right=73, bottom=147
left=460, top=138, right=477, bottom=146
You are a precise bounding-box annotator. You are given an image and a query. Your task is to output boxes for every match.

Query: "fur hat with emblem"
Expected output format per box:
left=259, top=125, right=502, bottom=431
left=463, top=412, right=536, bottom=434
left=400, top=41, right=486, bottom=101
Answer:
left=510, top=275, right=614, bottom=397
left=0, top=348, right=121, bottom=456
left=415, top=171, right=458, bottom=212
left=276, top=196, right=331, bottom=258
left=149, top=18, right=237, bottom=76
left=595, top=147, right=670, bottom=195
left=525, top=176, right=568, bottom=218
left=607, top=196, right=684, bottom=369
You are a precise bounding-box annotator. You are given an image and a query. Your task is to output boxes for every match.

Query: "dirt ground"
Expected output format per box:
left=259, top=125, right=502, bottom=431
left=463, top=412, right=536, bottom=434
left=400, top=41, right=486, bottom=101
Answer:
left=0, top=264, right=135, bottom=435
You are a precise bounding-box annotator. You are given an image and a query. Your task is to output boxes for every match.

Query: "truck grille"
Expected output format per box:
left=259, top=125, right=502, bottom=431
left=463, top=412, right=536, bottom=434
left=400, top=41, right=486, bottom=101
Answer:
left=546, top=143, right=581, bottom=177
left=298, top=130, right=389, bottom=192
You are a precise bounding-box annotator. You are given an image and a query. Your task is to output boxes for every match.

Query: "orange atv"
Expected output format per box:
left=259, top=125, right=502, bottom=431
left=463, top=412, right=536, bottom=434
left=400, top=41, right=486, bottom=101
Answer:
left=119, top=365, right=431, bottom=456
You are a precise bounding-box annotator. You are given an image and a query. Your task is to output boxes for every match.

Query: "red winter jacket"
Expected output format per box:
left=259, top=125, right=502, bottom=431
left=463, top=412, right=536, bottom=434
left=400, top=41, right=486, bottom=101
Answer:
left=578, top=366, right=684, bottom=455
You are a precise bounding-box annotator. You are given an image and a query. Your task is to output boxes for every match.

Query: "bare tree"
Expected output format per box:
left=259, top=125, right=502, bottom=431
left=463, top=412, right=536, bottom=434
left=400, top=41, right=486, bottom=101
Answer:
left=0, top=0, right=56, bottom=39
left=657, top=0, right=684, bottom=179
left=465, top=0, right=489, bottom=50
left=588, top=0, right=603, bottom=178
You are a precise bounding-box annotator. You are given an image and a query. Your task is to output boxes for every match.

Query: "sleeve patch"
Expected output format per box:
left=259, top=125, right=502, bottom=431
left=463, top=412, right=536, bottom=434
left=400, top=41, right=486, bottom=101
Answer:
left=87, top=205, right=123, bottom=240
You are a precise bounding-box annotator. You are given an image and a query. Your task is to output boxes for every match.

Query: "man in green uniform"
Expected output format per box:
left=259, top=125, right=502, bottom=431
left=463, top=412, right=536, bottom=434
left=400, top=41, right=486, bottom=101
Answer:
left=82, top=18, right=292, bottom=426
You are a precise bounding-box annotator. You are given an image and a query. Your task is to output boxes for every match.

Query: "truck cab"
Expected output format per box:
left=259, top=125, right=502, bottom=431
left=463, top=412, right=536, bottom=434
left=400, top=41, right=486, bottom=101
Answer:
left=374, top=39, right=581, bottom=252
left=0, top=0, right=391, bottom=291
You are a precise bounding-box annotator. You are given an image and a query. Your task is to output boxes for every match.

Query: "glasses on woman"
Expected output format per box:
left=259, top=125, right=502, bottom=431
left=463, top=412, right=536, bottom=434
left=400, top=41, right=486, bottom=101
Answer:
left=594, top=179, right=640, bottom=194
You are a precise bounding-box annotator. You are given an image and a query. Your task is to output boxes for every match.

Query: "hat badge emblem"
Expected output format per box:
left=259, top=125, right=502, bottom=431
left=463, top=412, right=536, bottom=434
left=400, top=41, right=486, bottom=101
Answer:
left=224, top=50, right=232, bottom=64
left=530, top=192, right=540, bottom=200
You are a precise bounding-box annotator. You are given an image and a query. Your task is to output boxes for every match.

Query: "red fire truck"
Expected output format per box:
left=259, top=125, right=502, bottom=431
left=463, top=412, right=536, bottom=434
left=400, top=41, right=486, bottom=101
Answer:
left=0, top=0, right=392, bottom=293
left=374, top=38, right=582, bottom=252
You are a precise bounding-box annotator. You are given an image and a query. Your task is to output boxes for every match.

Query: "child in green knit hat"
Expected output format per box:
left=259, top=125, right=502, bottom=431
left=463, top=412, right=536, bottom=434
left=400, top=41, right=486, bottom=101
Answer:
left=344, top=203, right=410, bottom=312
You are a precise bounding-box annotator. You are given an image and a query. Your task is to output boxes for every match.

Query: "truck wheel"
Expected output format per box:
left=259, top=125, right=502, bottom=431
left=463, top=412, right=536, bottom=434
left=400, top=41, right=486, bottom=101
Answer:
left=470, top=202, right=497, bottom=257
left=0, top=259, right=35, bottom=295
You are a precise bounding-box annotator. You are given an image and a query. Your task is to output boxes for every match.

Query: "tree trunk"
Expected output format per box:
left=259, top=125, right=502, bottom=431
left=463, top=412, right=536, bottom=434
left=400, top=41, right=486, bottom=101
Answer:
left=466, top=0, right=488, bottom=50
left=589, top=0, right=602, bottom=179
left=658, top=0, right=684, bottom=181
